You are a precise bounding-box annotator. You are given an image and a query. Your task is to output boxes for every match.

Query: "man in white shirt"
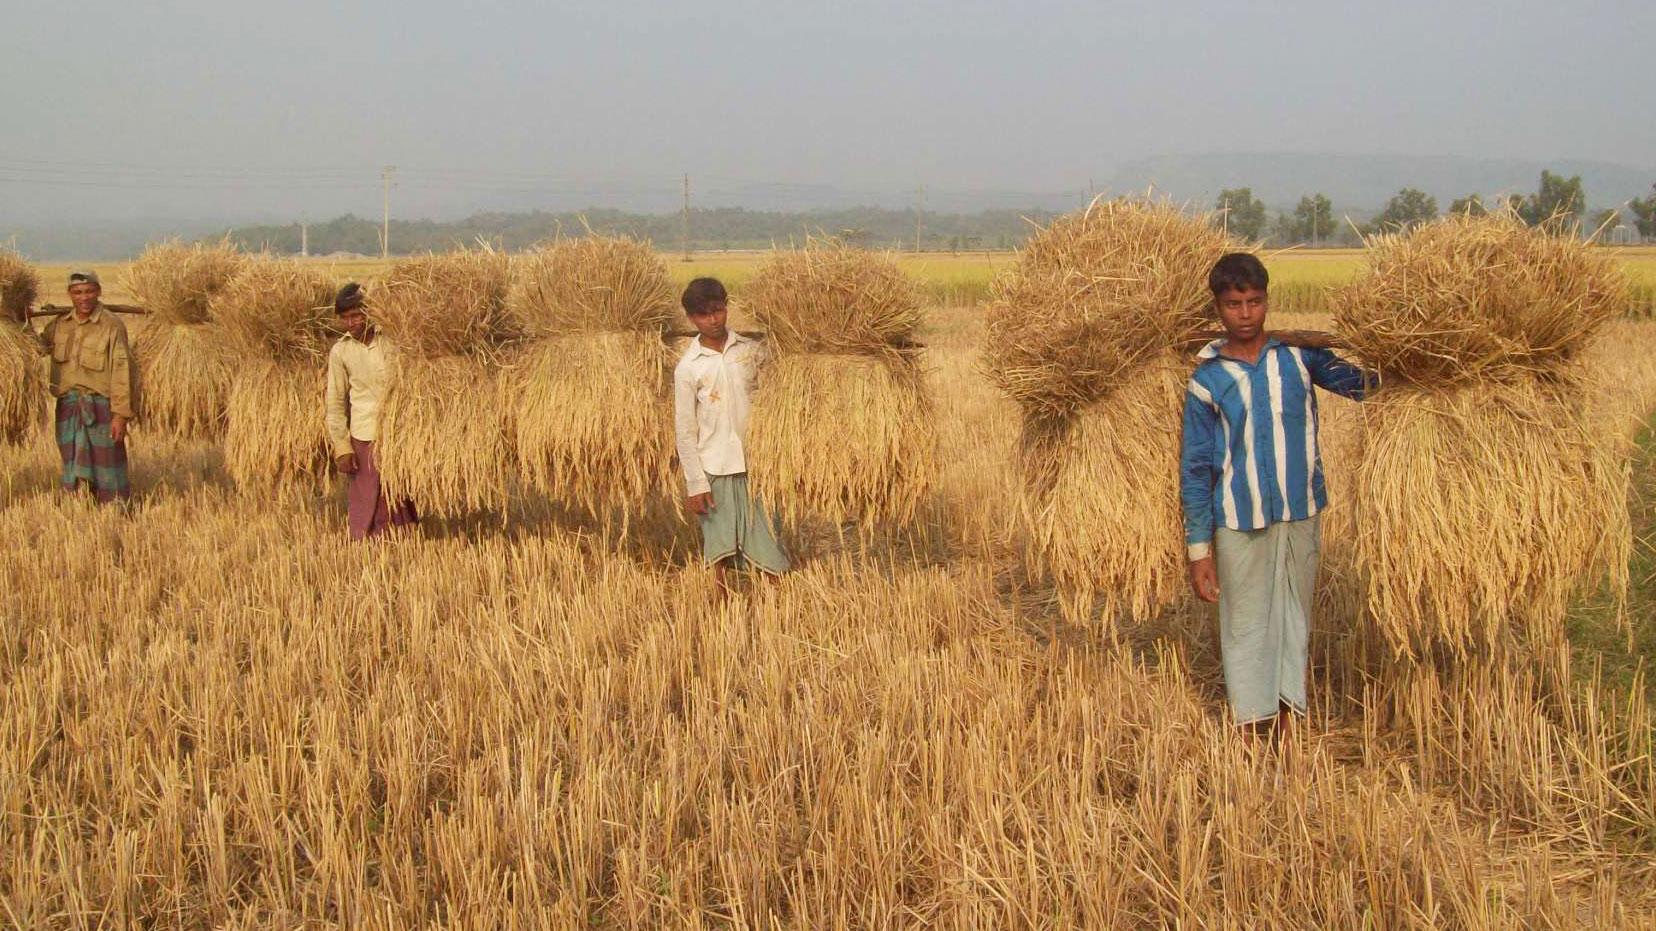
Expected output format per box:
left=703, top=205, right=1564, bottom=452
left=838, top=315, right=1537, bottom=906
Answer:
left=672, top=277, right=790, bottom=590
left=324, top=283, right=417, bottom=540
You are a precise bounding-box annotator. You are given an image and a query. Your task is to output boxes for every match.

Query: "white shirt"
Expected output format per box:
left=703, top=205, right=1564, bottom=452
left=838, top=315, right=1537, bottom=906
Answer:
left=324, top=331, right=397, bottom=457
left=673, top=331, right=764, bottom=496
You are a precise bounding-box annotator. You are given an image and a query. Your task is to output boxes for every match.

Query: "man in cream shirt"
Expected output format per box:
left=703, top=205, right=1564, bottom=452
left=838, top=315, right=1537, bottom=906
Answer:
left=324, top=283, right=417, bottom=540
left=672, top=277, right=790, bottom=591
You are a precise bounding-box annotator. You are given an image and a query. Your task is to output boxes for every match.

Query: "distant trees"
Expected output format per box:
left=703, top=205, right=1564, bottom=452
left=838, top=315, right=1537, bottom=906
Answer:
left=1508, top=170, right=1585, bottom=228
left=1448, top=194, right=1487, bottom=217
left=1215, top=187, right=1267, bottom=240
left=1589, top=208, right=1623, bottom=242
left=1629, top=185, right=1656, bottom=240
left=1272, top=194, right=1334, bottom=245
left=1368, top=188, right=1438, bottom=233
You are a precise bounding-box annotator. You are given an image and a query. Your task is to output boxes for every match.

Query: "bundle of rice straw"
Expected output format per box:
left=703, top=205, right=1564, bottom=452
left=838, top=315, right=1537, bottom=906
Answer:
left=213, top=260, right=338, bottom=489
left=373, top=248, right=514, bottom=518
left=504, top=237, right=677, bottom=519
left=0, top=324, right=45, bottom=447
left=124, top=239, right=247, bottom=439
left=741, top=242, right=936, bottom=529
left=1333, top=212, right=1629, bottom=655
left=0, top=251, right=43, bottom=447
left=983, top=197, right=1234, bottom=623
left=124, top=239, right=247, bottom=325
left=0, top=250, right=39, bottom=324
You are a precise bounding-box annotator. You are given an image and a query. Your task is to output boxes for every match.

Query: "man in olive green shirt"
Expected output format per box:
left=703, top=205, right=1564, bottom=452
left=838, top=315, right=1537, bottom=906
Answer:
left=40, top=271, right=138, bottom=503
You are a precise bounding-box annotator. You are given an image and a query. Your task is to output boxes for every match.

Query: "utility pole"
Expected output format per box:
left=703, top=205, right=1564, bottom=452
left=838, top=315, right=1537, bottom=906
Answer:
left=381, top=166, right=397, bottom=259
left=1221, top=195, right=1229, bottom=236
left=914, top=185, right=924, bottom=253
left=300, top=221, right=309, bottom=258
left=681, top=173, right=692, bottom=261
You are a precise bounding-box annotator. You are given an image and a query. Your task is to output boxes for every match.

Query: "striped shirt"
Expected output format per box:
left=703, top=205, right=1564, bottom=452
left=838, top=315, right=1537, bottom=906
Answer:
left=1179, top=338, right=1372, bottom=560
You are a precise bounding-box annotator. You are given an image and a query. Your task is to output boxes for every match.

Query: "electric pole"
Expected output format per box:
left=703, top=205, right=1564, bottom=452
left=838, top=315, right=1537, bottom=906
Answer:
left=914, top=185, right=924, bottom=253
left=381, top=166, right=397, bottom=259
left=300, top=221, right=309, bottom=258
left=681, top=173, right=692, bottom=261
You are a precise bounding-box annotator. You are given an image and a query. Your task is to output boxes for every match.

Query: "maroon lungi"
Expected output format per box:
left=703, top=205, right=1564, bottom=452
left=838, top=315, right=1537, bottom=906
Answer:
left=349, top=438, right=418, bottom=541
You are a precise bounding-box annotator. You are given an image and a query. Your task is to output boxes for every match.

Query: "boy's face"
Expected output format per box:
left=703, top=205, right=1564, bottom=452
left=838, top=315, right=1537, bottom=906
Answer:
left=339, top=307, right=368, bottom=340
left=1215, top=285, right=1267, bottom=342
left=687, top=299, right=728, bottom=342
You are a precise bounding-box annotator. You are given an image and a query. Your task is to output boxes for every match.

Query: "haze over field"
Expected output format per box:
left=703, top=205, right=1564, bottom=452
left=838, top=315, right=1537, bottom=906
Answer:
left=3, top=1, right=1654, bottom=242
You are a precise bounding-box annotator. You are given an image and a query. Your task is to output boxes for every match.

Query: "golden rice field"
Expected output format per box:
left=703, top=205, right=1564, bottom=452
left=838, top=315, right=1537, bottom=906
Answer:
left=6, top=255, right=1656, bottom=925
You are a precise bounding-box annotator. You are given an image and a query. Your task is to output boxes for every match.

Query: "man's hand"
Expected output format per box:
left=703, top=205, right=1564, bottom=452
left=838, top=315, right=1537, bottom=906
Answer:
left=335, top=452, right=359, bottom=475
left=685, top=491, right=714, bottom=517
left=1189, top=556, right=1220, bottom=604
left=110, top=416, right=128, bottom=445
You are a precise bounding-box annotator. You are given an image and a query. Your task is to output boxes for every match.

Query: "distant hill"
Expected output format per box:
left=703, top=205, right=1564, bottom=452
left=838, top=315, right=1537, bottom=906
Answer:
left=1108, top=152, right=1655, bottom=215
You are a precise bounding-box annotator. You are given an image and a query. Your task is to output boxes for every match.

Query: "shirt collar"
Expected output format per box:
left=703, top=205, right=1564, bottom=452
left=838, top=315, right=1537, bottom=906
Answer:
left=688, top=330, right=748, bottom=358
left=73, top=303, right=105, bottom=325
left=1198, top=335, right=1282, bottom=363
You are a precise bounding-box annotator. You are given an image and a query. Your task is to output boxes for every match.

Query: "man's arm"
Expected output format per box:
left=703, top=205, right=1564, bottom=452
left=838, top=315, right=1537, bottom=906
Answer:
left=1303, top=346, right=1376, bottom=400
left=672, top=362, right=712, bottom=506
left=324, top=346, right=353, bottom=459
left=108, top=324, right=136, bottom=420
left=1180, top=383, right=1223, bottom=602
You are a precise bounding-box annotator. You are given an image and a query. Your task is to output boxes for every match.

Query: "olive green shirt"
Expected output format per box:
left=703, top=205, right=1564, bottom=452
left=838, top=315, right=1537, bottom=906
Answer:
left=40, top=305, right=138, bottom=419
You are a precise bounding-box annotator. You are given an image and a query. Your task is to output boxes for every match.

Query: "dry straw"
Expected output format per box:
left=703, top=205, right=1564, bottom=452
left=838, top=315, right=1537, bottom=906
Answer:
left=371, top=247, right=515, bottom=358
left=134, top=320, right=238, bottom=440
left=213, top=260, right=339, bottom=489
left=504, top=237, right=678, bottom=519
left=374, top=248, right=515, bottom=518
left=1337, top=213, right=1630, bottom=655
left=122, top=239, right=247, bottom=325
left=0, top=249, right=39, bottom=323
left=1334, top=212, right=1622, bottom=388
left=1353, top=382, right=1628, bottom=654
left=224, top=361, right=329, bottom=490
left=377, top=354, right=511, bottom=517
left=984, top=197, right=1234, bottom=622
left=742, top=243, right=937, bottom=528
left=210, top=258, right=338, bottom=363
left=985, top=197, right=1232, bottom=423
left=0, top=323, right=44, bottom=447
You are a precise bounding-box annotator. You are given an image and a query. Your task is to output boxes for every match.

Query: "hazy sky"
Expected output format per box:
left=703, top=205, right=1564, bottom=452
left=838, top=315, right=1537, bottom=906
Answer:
left=4, top=0, right=1653, bottom=224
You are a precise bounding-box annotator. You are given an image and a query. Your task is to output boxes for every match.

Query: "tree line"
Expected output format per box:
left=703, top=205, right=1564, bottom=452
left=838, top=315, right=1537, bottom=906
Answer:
left=1218, top=171, right=1656, bottom=245
left=213, top=170, right=1656, bottom=257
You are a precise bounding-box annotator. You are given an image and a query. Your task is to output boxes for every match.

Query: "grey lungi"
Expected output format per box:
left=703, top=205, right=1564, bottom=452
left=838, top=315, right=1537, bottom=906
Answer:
left=1214, top=515, right=1320, bottom=724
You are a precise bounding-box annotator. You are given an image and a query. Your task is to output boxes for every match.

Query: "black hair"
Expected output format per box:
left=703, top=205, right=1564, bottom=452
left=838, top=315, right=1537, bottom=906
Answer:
left=335, top=282, right=366, bottom=314
left=681, top=277, right=728, bottom=315
left=1207, top=253, right=1269, bottom=297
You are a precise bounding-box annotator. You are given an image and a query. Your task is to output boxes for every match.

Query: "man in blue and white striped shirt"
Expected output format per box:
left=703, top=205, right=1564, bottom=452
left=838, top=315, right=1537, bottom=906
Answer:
left=1179, top=253, right=1374, bottom=734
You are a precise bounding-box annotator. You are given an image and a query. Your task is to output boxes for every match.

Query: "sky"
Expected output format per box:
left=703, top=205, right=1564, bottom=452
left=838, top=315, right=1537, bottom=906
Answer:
left=3, top=0, right=1654, bottom=225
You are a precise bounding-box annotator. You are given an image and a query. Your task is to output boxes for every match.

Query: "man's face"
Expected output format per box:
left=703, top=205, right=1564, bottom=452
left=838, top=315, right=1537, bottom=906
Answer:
left=68, top=282, right=101, bottom=316
left=339, top=308, right=368, bottom=340
left=1215, top=285, right=1267, bottom=342
left=687, top=300, right=728, bottom=342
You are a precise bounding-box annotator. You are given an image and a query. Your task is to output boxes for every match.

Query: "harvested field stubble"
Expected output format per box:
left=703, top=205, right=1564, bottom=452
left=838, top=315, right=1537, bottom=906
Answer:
left=1, top=469, right=1653, bottom=926
left=506, top=238, right=678, bottom=520
left=985, top=198, right=1234, bottom=622
left=743, top=244, right=937, bottom=529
